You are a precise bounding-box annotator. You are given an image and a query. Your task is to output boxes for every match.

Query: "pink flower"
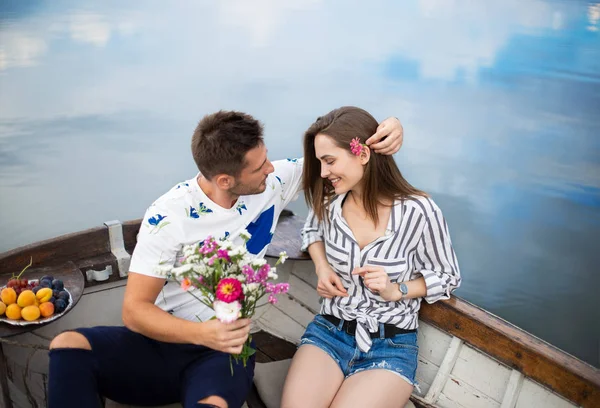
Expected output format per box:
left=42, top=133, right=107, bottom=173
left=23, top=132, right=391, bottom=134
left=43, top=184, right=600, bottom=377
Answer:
left=268, top=294, right=278, bottom=304
left=207, top=255, right=217, bottom=265
left=216, top=278, right=243, bottom=303
left=181, top=278, right=192, bottom=291
left=350, top=137, right=364, bottom=156
left=199, top=236, right=217, bottom=254
left=255, top=264, right=270, bottom=284
left=242, top=264, right=262, bottom=284
left=266, top=282, right=289, bottom=294
left=217, top=249, right=230, bottom=261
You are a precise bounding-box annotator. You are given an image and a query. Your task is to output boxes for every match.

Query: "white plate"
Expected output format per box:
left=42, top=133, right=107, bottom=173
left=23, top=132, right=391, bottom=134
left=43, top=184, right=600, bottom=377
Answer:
left=0, top=285, right=74, bottom=326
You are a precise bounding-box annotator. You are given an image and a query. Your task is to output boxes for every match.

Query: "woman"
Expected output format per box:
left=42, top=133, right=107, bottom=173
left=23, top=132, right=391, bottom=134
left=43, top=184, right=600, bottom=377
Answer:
left=281, top=107, right=461, bottom=408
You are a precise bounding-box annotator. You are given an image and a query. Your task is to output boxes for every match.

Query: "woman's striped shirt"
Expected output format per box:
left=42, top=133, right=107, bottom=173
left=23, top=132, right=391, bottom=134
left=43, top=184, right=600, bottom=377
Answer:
left=301, top=193, right=461, bottom=353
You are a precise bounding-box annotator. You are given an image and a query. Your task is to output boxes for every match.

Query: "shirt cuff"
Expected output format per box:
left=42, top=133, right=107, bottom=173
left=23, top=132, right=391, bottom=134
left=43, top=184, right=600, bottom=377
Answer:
left=420, top=270, right=452, bottom=304
left=301, top=229, right=323, bottom=252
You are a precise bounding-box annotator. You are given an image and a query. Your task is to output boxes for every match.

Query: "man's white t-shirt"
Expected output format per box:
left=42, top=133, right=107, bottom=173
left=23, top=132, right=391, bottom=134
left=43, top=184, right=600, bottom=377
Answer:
left=129, top=158, right=303, bottom=322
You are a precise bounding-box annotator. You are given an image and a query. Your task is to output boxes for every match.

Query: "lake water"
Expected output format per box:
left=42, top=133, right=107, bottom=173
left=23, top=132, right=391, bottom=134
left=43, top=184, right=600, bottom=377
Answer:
left=1, top=1, right=599, bottom=367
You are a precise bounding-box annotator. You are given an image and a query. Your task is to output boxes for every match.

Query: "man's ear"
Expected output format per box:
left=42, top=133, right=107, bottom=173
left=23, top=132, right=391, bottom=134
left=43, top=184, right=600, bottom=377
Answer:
left=215, top=174, right=235, bottom=190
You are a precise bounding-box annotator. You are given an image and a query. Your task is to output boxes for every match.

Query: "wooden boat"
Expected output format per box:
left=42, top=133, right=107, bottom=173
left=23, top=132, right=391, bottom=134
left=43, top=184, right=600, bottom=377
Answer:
left=0, top=212, right=598, bottom=408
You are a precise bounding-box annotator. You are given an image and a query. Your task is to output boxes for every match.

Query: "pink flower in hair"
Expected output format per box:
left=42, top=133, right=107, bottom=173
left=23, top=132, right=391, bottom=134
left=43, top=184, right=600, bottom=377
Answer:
left=350, top=138, right=365, bottom=156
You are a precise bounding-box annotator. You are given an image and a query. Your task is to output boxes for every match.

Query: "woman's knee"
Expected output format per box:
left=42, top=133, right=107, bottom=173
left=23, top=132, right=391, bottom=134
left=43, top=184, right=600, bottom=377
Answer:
left=49, top=331, right=92, bottom=350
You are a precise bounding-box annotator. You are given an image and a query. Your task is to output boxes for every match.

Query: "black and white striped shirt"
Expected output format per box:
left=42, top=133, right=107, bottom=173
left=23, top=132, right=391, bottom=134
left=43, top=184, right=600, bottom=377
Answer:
left=301, top=193, right=461, bottom=352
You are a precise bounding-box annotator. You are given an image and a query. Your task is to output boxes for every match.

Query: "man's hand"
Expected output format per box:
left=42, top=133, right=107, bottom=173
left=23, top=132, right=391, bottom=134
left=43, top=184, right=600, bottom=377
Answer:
left=352, top=266, right=400, bottom=302
left=366, top=117, right=404, bottom=155
left=316, top=265, right=349, bottom=299
left=197, top=318, right=251, bottom=354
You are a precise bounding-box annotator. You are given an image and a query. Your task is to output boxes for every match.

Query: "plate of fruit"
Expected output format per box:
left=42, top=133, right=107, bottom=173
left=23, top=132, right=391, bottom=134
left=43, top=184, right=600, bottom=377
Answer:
left=0, top=263, right=74, bottom=326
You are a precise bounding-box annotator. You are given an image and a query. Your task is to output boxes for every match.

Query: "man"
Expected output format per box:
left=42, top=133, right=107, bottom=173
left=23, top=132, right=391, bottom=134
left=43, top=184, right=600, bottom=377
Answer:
left=47, top=111, right=404, bottom=408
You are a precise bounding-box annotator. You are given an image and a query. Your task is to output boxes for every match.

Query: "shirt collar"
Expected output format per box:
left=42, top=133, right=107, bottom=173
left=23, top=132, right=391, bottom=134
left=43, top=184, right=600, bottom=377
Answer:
left=329, top=192, right=404, bottom=235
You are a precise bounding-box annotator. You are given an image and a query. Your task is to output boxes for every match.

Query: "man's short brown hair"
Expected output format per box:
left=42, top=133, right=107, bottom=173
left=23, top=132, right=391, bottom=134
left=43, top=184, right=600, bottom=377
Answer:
left=191, top=110, right=264, bottom=179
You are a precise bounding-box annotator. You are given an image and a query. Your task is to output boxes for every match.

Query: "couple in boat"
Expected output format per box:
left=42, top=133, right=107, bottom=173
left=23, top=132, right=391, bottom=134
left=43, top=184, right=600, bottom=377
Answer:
left=47, top=106, right=461, bottom=408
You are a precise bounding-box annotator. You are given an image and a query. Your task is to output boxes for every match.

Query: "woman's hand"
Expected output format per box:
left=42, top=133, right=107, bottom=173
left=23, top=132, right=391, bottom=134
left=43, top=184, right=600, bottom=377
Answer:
left=366, top=117, right=404, bottom=155
left=352, top=266, right=401, bottom=302
left=315, top=265, right=349, bottom=299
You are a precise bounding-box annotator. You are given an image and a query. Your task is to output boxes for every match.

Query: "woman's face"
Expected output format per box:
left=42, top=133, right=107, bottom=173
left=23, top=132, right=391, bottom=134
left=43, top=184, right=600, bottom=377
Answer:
left=314, top=133, right=368, bottom=195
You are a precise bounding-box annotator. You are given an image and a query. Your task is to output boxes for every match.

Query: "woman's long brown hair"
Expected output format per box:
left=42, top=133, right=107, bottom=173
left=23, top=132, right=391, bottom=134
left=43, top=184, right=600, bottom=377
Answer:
left=303, top=106, right=427, bottom=225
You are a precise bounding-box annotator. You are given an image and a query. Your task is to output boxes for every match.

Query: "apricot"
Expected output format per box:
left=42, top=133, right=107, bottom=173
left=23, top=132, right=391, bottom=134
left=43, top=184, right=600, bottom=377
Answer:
left=22, top=305, right=40, bottom=321
left=17, top=290, right=36, bottom=308
left=0, top=301, right=5, bottom=316
left=5, top=303, right=22, bottom=320
left=39, top=302, right=55, bottom=318
left=1, top=287, right=17, bottom=305
left=36, top=287, right=53, bottom=303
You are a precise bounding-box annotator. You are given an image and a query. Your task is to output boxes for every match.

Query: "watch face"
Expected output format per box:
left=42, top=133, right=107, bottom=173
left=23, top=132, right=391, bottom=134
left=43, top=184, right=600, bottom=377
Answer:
left=400, top=283, right=408, bottom=295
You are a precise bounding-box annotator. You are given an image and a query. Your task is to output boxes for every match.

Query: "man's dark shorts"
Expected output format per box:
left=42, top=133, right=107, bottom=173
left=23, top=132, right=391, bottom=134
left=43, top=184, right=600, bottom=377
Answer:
left=73, top=326, right=255, bottom=408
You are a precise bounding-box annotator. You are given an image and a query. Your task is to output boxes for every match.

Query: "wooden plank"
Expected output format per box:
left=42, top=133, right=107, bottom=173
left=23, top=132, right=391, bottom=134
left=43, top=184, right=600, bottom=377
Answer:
left=122, top=219, right=142, bottom=251
left=266, top=213, right=310, bottom=261
left=287, top=275, right=321, bottom=314
left=254, top=350, right=273, bottom=364
left=452, top=345, right=511, bottom=403
left=515, top=379, right=576, bottom=408
left=419, top=297, right=600, bottom=407
left=252, top=331, right=297, bottom=361
left=501, top=370, right=524, bottom=408
left=256, top=305, right=305, bottom=344
left=440, top=376, right=501, bottom=408
left=0, top=227, right=110, bottom=274
left=424, top=337, right=463, bottom=404
left=290, top=260, right=318, bottom=288
left=415, top=356, right=438, bottom=397
left=418, top=323, right=453, bottom=367
left=0, top=343, right=12, bottom=408
left=272, top=294, right=314, bottom=328
left=415, top=323, right=453, bottom=397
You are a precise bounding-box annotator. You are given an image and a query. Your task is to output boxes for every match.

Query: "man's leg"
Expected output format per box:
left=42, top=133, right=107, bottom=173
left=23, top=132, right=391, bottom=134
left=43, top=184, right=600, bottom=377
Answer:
left=48, top=326, right=180, bottom=408
left=48, top=331, right=102, bottom=408
left=180, top=348, right=255, bottom=408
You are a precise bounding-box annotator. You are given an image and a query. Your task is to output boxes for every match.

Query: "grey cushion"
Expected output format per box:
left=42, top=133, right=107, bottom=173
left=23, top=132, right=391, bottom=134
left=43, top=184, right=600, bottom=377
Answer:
left=254, top=359, right=292, bottom=408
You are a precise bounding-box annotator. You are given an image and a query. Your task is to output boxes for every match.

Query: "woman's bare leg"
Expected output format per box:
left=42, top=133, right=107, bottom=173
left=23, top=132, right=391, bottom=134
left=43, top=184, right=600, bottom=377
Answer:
left=281, top=345, right=344, bottom=408
left=330, top=369, right=413, bottom=408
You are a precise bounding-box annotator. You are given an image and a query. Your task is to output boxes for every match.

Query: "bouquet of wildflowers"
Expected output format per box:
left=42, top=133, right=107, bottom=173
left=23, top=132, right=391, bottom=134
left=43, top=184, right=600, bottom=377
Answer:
left=158, top=231, right=289, bottom=371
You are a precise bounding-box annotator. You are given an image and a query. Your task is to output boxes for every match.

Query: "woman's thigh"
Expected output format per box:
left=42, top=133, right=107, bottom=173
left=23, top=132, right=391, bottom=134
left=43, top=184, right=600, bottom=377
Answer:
left=331, top=369, right=413, bottom=408
left=281, top=344, right=344, bottom=408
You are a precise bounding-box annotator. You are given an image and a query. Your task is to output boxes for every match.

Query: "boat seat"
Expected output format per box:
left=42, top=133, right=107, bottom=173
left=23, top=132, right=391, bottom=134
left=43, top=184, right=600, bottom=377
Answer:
left=254, top=359, right=415, bottom=408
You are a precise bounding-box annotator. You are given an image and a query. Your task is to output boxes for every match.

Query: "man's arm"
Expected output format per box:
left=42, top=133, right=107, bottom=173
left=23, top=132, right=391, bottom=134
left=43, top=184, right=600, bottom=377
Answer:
left=122, top=272, right=250, bottom=353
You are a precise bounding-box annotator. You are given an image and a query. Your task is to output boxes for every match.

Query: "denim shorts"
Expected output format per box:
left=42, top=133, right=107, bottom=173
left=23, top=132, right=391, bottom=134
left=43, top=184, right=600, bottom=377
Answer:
left=300, top=314, right=419, bottom=388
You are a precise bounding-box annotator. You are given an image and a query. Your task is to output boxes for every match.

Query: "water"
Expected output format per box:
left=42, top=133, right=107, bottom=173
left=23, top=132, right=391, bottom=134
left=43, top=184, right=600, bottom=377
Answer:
left=1, top=0, right=599, bottom=367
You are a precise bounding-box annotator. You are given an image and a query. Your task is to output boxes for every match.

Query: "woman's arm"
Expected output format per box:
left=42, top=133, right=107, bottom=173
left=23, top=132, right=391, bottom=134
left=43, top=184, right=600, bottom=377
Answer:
left=352, top=266, right=426, bottom=302
left=415, top=204, right=461, bottom=303
left=307, top=241, right=348, bottom=298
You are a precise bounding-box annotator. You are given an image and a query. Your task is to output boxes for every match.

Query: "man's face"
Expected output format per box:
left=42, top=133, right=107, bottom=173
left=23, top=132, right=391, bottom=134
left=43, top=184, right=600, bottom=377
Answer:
left=229, top=143, right=274, bottom=196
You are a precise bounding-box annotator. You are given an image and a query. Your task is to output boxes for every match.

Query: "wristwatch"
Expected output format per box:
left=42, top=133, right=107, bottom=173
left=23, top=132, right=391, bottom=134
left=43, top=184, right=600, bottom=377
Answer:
left=399, top=283, right=408, bottom=298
